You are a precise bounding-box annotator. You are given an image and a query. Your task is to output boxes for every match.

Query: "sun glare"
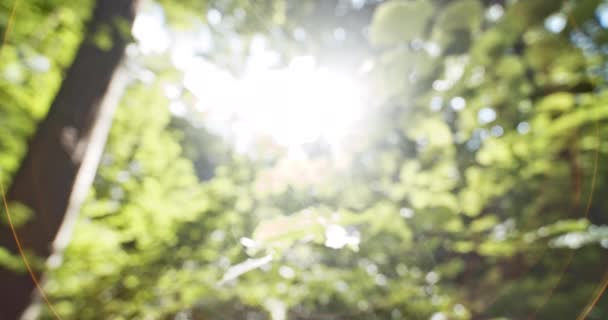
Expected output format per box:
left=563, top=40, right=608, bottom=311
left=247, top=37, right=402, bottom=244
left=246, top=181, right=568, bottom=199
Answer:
left=185, top=56, right=365, bottom=153
left=133, top=8, right=365, bottom=154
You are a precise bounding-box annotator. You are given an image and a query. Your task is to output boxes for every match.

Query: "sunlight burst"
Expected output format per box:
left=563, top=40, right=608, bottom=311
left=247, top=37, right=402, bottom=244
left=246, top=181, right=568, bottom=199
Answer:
left=186, top=55, right=365, bottom=152
left=133, top=8, right=365, bottom=153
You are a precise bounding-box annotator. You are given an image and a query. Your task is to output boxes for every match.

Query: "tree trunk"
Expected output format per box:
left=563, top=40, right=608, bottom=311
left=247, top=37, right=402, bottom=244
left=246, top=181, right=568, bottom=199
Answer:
left=0, top=0, right=138, bottom=318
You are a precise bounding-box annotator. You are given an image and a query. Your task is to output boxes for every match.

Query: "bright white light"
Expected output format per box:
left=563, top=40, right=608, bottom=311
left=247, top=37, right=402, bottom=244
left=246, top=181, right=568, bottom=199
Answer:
left=132, top=6, right=364, bottom=154
left=597, top=4, right=608, bottom=28
left=545, top=13, right=567, bottom=34
left=132, top=6, right=170, bottom=54
left=207, top=8, right=223, bottom=26
left=324, top=224, right=360, bottom=249
left=183, top=54, right=365, bottom=152
left=430, top=312, right=448, bottom=320
left=450, top=96, right=466, bottom=111
left=478, top=107, right=497, bottom=124
left=486, top=4, right=504, bottom=22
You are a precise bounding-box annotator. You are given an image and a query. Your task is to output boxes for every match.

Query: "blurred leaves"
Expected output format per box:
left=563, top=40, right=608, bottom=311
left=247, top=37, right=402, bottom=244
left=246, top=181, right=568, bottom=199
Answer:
left=370, top=0, right=433, bottom=47
left=2, top=0, right=608, bottom=319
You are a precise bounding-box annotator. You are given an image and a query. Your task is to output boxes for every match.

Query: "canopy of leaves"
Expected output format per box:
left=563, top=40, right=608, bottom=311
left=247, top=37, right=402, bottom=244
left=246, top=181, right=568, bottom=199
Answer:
left=1, top=0, right=608, bottom=320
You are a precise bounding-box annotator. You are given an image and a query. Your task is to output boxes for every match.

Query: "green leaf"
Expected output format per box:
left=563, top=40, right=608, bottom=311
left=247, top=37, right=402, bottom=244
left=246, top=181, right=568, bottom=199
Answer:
left=0, top=201, right=33, bottom=227
left=0, top=247, right=26, bottom=273
left=478, top=240, right=516, bottom=257
left=538, top=92, right=575, bottom=112
left=435, top=0, right=483, bottom=32
left=370, top=0, right=434, bottom=47
left=470, top=216, right=499, bottom=232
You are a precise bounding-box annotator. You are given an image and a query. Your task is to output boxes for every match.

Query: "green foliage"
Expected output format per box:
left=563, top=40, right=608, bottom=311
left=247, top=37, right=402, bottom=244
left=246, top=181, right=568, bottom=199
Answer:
left=41, top=79, right=217, bottom=319
left=0, top=0, right=92, bottom=184
left=0, top=0, right=92, bottom=272
left=0, top=201, right=33, bottom=227
left=2, top=0, right=608, bottom=319
left=0, top=246, right=26, bottom=273
left=370, top=0, right=433, bottom=47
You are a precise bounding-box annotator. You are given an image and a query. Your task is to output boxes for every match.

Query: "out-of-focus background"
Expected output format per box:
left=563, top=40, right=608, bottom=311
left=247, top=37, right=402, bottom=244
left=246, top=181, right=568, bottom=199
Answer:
left=0, top=0, right=607, bottom=319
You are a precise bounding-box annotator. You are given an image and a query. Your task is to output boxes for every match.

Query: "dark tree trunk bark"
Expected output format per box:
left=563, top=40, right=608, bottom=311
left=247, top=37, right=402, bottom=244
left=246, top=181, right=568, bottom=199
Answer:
left=0, top=1, right=138, bottom=318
